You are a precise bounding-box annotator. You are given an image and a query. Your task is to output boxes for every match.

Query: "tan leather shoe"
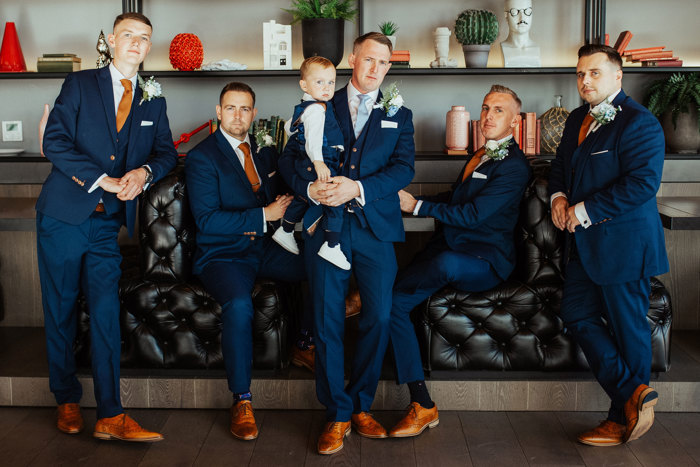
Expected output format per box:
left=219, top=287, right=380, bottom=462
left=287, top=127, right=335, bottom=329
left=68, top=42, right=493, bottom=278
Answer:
left=57, top=403, right=83, bottom=434
left=230, top=400, right=258, bottom=440
left=291, top=345, right=315, bottom=373
left=93, top=413, right=163, bottom=442
left=577, top=420, right=626, bottom=446
left=351, top=412, right=387, bottom=438
left=318, top=421, right=351, bottom=455
left=389, top=402, right=439, bottom=437
left=345, top=289, right=361, bottom=318
left=624, top=384, right=658, bottom=442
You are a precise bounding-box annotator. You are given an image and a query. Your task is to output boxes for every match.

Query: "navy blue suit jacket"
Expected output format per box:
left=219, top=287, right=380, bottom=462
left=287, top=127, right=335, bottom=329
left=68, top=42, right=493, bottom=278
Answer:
left=418, top=143, right=531, bottom=281
left=549, top=90, right=669, bottom=284
left=279, top=85, right=415, bottom=242
left=37, top=67, right=178, bottom=235
left=185, top=130, right=281, bottom=275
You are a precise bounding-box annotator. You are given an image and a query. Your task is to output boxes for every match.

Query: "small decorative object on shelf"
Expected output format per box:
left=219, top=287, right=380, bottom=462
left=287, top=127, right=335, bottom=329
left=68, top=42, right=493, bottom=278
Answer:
left=645, top=72, right=700, bottom=153
left=95, top=30, right=112, bottom=68
left=445, top=106, right=469, bottom=152
left=454, top=9, right=499, bottom=68
left=37, top=54, right=81, bottom=73
left=263, top=20, right=292, bottom=70
left=500, top=0, right=541, bottom=67
left=0, top=22, right=27, bottom=72
left=201, top=59, right=247, bottom=71
left=169, top=33, right=203, bottom=71
left=430, top=27, right=458, bottom=68
left=379, top=21, right=398, bottom=50
left=539, top=95, right=569, bottom=154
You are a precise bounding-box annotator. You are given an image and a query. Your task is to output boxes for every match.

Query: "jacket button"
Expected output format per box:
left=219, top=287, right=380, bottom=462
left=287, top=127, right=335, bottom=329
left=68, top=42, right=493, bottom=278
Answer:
left=110, top=155, right=115, bottom=161
left=350, top=165, right=356, bottom=170
left=307, top=167, right=312, bottom=171
left=352, top=148, right=357, bottom=152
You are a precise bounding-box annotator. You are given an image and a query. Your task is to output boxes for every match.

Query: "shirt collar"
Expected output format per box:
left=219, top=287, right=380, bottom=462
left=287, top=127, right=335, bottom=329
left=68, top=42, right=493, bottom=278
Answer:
left=108, top=63, right=138, bottom=89
left=347, top=80, right=379, bottom=104
left=220, top=129, right=251, bottom=152
left=589, top=89, right=621, bottom=112
left=302, top=93, right=316, bottom=102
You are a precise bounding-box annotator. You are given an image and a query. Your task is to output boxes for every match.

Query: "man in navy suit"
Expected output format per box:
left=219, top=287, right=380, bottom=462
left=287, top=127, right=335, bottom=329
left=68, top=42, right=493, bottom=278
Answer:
left=185, top=82, right=308, bottom=441
left=37, top=13, right=177, bottom=441
left=549, top=44, right=668, bottom=446
left=279, top=32, right=415, bottom=454
left=388, top=85, right=531, bottom=437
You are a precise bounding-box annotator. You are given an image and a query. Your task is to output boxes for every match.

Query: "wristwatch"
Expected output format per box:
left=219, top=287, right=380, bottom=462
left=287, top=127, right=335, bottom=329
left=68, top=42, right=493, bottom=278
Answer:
left=141, top=165, right=154, bottom=185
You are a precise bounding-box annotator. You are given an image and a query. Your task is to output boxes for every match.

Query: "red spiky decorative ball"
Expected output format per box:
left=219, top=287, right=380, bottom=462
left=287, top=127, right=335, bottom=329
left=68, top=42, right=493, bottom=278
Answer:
left=169, top=33, right=203, bottom=71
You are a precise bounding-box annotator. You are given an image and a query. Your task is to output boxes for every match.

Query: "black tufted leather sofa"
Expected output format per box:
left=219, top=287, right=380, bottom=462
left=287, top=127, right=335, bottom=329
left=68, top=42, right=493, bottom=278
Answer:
left=75, top=160, right=293, bottom=370
left=413, top=161, right=672, bottom=373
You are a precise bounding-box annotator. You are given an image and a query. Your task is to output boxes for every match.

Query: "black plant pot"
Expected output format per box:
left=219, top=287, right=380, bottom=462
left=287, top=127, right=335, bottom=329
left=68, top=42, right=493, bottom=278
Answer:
left=301, top=18, right=345, bottom=67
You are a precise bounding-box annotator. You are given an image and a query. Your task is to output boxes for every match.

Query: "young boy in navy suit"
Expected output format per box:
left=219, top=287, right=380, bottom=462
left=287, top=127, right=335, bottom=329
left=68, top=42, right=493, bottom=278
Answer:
left=272, top=56, right=350, bottom=270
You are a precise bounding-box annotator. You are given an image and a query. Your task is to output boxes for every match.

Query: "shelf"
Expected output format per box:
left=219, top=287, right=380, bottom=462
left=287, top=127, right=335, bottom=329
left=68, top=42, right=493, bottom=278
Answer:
left=3, top=67, right=699, bottom=80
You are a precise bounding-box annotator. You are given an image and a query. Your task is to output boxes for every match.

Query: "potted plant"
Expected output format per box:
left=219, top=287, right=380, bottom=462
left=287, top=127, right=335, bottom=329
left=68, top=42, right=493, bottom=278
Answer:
left=454, top=9, right=499, bottom=68
left=645, top=72, right=700, bottom=154
left=283, top=0, right=357, bottom=67
left=378, top=21, right=399, bottom=49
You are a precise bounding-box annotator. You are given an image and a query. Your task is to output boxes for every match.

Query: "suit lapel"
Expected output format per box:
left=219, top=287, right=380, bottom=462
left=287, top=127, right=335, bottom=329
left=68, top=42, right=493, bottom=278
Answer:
left=214, top=130, right=252, bottom=190
left=333, top=86, right=355, bottom=149
left=126, top=81, right=145, bottom=163
left=97, top=67, right=118, bottom=145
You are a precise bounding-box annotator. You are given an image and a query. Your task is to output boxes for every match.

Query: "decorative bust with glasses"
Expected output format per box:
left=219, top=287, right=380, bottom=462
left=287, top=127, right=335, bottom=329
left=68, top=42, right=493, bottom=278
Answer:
left=500, top=0, right=541, bottom=67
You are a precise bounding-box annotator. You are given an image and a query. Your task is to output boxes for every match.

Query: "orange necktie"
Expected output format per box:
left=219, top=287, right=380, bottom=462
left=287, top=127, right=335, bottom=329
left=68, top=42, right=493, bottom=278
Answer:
left=462, top=147, right=486, bottom=182
left=116, top=79, right=133, bottom=133
left=239, top=142, right=260, bottom=192
left=578, top=113, right=595, bottom=146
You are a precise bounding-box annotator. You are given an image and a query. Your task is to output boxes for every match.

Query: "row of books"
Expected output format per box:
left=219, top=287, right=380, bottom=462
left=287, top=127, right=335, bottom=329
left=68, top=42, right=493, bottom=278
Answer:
left=248, top=116, right=288, bottom=153
left=390, top=50, right=410, bottom=69
left=612, top=31, right=683, bottom=67
left=37, top=53, right=81, bottom=72
left=447, top=113, right=541, bottom=157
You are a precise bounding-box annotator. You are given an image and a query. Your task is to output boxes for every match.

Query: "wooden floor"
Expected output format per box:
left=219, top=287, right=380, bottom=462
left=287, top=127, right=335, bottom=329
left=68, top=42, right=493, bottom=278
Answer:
left=1, top=407, right=699, bottom=466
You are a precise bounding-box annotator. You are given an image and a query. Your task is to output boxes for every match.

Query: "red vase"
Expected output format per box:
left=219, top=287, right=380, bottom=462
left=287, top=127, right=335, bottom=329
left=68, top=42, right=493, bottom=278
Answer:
left=169, top=33, right=203, bottom=71
left=0, top=22, right=27, bottom=72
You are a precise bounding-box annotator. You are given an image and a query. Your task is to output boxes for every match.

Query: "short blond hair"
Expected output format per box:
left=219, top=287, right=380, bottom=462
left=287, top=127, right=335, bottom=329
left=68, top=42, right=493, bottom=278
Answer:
left=300, top=56, right=335, bottom=80
left=488, top=84, right=522, bottom=111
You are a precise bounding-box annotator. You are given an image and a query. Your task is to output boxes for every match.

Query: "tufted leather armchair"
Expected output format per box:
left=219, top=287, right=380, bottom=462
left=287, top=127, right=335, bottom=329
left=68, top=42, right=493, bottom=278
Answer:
left=75, top=160, right=292, bottom=369
left=413, top=161, right=672, bottom=372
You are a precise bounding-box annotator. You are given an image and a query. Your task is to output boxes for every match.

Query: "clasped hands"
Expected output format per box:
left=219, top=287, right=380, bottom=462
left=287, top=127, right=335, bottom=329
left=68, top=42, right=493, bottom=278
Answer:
left=551, top=196, right=581, bottom=233
left=309, top=176, right=361, bottom=207
left=98, top=167, right=149, bottom=201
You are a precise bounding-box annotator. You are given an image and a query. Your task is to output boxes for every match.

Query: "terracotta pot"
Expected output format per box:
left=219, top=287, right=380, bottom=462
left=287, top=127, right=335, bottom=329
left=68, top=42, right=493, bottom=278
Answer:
left=462, top=44, right=491, bottom=68
left=446, top=106, right=469, bottom=150
left=661, top=107, right=700, bottom=154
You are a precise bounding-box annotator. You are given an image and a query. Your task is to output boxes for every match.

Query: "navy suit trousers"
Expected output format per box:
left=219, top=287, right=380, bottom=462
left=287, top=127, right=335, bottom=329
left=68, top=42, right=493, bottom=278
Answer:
left=390, top=241, right=501, bottom=384
left=197, top=237, right=306, bottom=394
left=561, top=259, right=651, bottom=424
left=36, top=211, right=124, bottom=419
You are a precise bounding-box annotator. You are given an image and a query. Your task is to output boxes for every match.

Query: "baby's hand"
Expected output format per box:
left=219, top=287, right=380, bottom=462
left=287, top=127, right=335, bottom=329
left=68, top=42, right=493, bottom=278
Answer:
left=313, top=160, right=331, bottom=182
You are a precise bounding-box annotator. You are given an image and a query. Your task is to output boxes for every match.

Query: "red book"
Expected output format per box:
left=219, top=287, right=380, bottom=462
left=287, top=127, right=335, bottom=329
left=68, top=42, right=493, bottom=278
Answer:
left=642, top=60, right=683, bottom=67
left=390, top=50, right=410, bottom=61
left=511, top=114, right=522, bottom=147
left=604, top=34, right=609, bottom=46
left=521, top=112, right=537, bottom=156
left=623, top=46, right=665, bottom=56
left=638, top=56, right=679, bottom=62
left=535, top=119, right=541, bottom=156
left=629, top=51, right=674, bottom=61
left=470, top=120, right=479, bottom=152
left=613, top=31, right=633, bottom=54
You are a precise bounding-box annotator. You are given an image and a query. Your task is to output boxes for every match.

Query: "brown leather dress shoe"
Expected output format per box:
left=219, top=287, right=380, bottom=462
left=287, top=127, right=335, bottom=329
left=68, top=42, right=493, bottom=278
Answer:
left=93, top=413, right=163, bottom=442
left=389, top=402, right=439, bottom=437
left=624, top=384, right=658, bottom=442
left=577, top=420, right=626, bottom=446
left=291, top=345, right=315, bottom=373
left=318, top=421, right=351, bottom=455
left=57, top=403, right=84, bottom=434
left=345, top=289, right=361, bottom=318
left=351, top=412, right=387, bottom=438
left=230, top=400, right=258, bottom=440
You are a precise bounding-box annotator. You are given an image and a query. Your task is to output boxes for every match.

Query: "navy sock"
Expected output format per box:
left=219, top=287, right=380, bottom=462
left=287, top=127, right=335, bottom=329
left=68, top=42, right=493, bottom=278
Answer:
left=234, top=391, right=252, bottom=402
left=407, top=381, right=434, bottom=409
left=282, top=219, right=295, bottom=233
left=325, top=231, right=340, bottom=248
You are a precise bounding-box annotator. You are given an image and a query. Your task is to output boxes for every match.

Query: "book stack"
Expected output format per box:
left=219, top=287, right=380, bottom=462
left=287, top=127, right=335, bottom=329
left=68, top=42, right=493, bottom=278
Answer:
left=613, top=31, right=683, bottom=67
left=37, top=53, right=81, bottom=72
left=250, top=116, right=288, bottom=153
left=469, top=112, right=540, bottom=157
left=390, top=50, right=410, bottom=69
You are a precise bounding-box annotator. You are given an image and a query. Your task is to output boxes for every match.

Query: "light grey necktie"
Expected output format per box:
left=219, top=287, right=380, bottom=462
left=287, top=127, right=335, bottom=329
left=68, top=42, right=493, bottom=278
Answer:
left=354, top=94, right=372, bottom=138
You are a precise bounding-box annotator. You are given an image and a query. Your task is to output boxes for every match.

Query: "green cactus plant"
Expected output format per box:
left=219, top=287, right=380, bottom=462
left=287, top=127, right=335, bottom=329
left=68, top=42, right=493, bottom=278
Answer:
left=455, top=9, right=499, bottom=45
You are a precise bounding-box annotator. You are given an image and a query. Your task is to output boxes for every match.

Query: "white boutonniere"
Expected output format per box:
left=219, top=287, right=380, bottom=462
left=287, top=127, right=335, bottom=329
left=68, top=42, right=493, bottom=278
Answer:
left=138, top=76, right=163, bottom=105
left=255, top=129, right=274, bottom=153
left=590, top=100, right=621, bottom=126
left=484, top=139, right=511, bottom=161
left=373, top=82, right=404, bottom=117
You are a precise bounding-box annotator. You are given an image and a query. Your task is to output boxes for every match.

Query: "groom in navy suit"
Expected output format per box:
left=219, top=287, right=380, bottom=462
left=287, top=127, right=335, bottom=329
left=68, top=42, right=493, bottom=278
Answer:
left=37, top=13, right=177, bottom=441
left=387, top=85, right=531, bottom=437
left=279, top=32, right=415, bottom=454
left=549, top=44, right=668, bottom=447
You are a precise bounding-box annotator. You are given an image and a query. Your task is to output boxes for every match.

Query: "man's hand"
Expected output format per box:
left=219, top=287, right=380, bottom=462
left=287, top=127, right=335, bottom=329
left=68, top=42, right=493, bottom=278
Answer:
left=264, top=194, right=293, bottom=221
left=117, top=168, right=148, bottom=201
left=551, top=196, right=569, bottom=231
left=320, top=176, right=361, bottom=207
left=98, top=176, right=124, bottom=194
left=565, top=206, right=581, bottom=233
left=398, top=189, right=418, bottom=213
left=313, top=160, right=332, bottom=183
left=308, top=179, right=334, bottom=204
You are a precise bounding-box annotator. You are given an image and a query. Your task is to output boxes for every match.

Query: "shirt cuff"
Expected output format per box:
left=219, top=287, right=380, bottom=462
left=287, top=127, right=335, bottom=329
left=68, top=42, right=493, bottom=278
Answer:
left=307, top=182, right=321, bottom=205
left=574, top=202, right=592, bottom=229
left=355, top=181, right=365, bottom=206
left=550, top=191, right=567, bottom=206
left=88, top=173, right=108, bottom=193
left=262, top=207, right=267, bottom=233
left=413, top=200, right=423, bottom=216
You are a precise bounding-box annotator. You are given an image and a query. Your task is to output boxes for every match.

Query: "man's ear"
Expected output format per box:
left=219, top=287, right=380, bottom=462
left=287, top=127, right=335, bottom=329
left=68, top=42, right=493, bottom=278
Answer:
left=107, top=33, right=116, bottom=49
left=215, top=105, right=222, bottom=122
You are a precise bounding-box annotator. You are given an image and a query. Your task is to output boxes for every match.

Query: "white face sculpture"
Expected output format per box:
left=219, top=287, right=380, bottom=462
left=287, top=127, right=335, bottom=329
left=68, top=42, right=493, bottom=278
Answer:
left=505, top=0, right=533, bottom=35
